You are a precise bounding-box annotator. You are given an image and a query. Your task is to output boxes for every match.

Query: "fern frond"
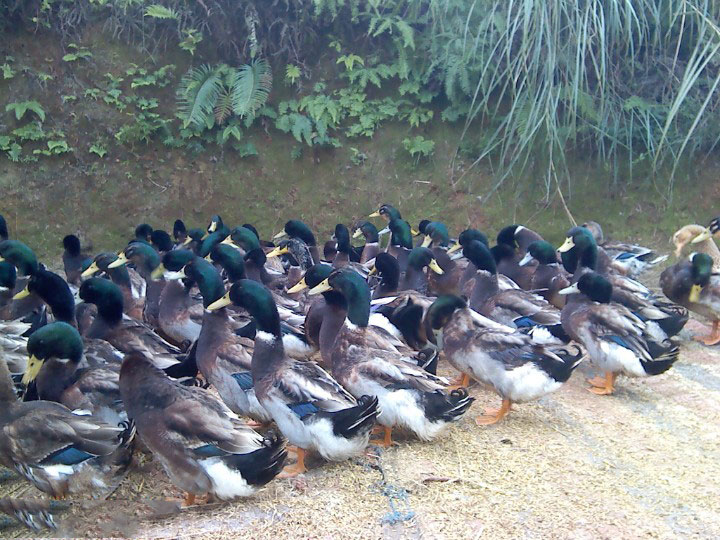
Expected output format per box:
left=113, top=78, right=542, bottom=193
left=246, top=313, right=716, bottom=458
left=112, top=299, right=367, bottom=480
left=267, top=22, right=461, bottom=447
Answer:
left=214, top=88, right=233, bottom=125
left=231, top=59, right=272, bottom=121
left=176, top=64, right=224, bottom=129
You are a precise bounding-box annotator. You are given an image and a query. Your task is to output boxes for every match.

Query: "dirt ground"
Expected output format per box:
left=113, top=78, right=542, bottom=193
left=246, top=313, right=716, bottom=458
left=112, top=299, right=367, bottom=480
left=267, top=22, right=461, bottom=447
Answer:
left=2, top=269, right=720, bottom=539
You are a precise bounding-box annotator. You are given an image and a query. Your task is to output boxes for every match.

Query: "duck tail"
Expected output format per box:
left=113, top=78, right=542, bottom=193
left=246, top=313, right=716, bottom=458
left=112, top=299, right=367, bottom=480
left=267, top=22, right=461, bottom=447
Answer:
left=423, top=388, right=474, bottom=423
left=0, top=498, right=56, bottom=531
left=539, top=345, right=584, bottom=383
left=641, top=340, right=680, bottom=376
left=330, top=395, right=380, bottom=439
left=220, top=433, right=288, bottom=487
left=655, top=303, right=689, bottom=338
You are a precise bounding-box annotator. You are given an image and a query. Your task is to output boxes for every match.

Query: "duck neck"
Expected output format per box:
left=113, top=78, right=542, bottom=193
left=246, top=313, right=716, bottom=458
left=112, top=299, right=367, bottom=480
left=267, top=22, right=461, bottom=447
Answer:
left=470, top=270, right=498, bottom=307
left=0, top=358, right=18, bottom=404
left=401, top=266, right=428, bottom=294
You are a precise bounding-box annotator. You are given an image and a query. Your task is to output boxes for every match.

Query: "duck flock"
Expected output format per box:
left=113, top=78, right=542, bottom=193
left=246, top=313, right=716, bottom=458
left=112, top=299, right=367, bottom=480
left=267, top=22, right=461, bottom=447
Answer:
left=0, top=207, right=718, bottom=531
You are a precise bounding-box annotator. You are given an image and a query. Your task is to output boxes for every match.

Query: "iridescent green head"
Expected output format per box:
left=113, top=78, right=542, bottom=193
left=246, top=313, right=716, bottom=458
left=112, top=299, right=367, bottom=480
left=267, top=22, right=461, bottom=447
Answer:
left=0, top=240, right=38, bottom=276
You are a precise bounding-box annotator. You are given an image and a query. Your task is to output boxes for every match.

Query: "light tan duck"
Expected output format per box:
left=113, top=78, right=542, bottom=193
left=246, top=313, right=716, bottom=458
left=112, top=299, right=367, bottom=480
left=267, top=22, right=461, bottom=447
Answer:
left=672, top=224, right=720, bottom=271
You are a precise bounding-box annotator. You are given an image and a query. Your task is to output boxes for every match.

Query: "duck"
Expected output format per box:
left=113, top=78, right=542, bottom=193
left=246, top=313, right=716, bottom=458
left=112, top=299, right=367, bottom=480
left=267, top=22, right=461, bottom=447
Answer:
left=385, top=218, right=414, bottom=273
left=0, top=498, right=57, bottom=531
left=78, top=277, right=184, bottom=370
left=558, top=226, right=688, bottom=341
left=181, top=227, right=206, bottom=252
left=420, top=222, right=460, bottom=294
left=519, top=241, right=570, bottom=309
left=173, top=219, right=188, bottom=247
left=448, top=229, right=519, bottom=292
left=308, top=269, right=473, bottom=446
left=203, top=214, right=230, bottom=239
left=400, top=247, right=445, bottom=295
left=273, top=220, right=321, bottom=265
left=494, top=225, right=544, bottom=289
left=0, top=355, right=134, bottom=499
left=426, top=295, right=582, bottom=424
left=167, top=255, right=272, bottom=424
left=582, top=221, right=667, bottom=277
left=352, top=221, right=381, bottom=264
left=13, top=266, right=76, bottom=326
left=331, top=224, right=362, bottom=268
left=109, top=241, right=166, bottom=328
left=559, top=272, right=680, bottom=395
left=496, top=224, right=544, bottom=256
left=208, top=279, right=380, bottom=476
left=463, top=240, right=567, bottom=344
left=151, top=230, right=174, bottom=254
left=62, top=235, right=92, bottom=286
left=266, top=238, right=315, bottom=288
left=224, top=227, right=280, bottom=286
left=119, top=352, right=286, bottom=503
left=0, top=239, right=39, bottom=277
left=370, top=253, right=401, bottom=299
left=22, top=321, right=125, bottom=423
left=81, top=252, right=145, bottom=320
left=672, top=224, right=720, bottom=271
left=133, top=223, right=154, bottom=244
left=0, top=265, right=30, bottom=376
left=660, top=252, right=720, bottom=345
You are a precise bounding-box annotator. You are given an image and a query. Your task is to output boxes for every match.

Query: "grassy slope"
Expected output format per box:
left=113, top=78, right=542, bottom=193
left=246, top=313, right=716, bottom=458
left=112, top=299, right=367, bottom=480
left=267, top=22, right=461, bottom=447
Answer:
left=1, top=29, right=719, bottom=261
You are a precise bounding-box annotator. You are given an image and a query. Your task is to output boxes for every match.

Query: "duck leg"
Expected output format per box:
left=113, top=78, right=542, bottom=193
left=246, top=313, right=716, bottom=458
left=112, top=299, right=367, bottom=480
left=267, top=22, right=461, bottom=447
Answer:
left=183, top=492, right=196, bottom=506
left=447, top=373, right=470, bottom=390
left=370, top=425, right=397, bottom=447
left=696, top=320, right=720, bottom=346
left=475, top=399, right=511, bottom=425
left=278, top=447, right=307, bottom=477
left=588, top=371, right=616, bottom=395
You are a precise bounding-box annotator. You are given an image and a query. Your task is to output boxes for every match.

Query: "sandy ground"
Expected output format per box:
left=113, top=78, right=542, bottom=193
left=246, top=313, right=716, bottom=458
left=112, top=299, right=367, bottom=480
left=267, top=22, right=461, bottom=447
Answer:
left=2, top=270, right=720, bottom=539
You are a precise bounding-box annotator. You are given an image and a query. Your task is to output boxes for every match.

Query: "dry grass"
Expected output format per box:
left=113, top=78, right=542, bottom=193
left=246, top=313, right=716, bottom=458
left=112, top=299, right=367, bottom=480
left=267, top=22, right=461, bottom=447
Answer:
left=3, top=270, right=720, bottom=538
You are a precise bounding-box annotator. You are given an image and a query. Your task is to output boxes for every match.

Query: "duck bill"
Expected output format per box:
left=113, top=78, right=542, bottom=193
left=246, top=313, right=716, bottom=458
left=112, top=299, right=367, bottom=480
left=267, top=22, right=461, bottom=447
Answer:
left=287, top=278, right=307, bottom=294
left=352, top=228, right=364, bottom=239
left=308, top=278, right=332, bottom=295
left=221, top=237, right=238, bottom=248
left=378, top=227, right=390, bottom=236
left=428, top=259, right=444, bottom=275
left=207, top=292, right=232, bottom=311
left=368, top=211, right=381, bottom=218
left=273, top=230, right=288, bottom=240
left=267, top=246, right=289, bottom=258
left=107, top=252, right=129, bottom=268
left=518, top=252, right=534, bottom=267
left=12, top=286, right=30, bottom=300
left=182, top=236, right=193, bottom=246
left=81, top=261, right=100, bottom=278
left=421, top=235, right=433, bottom=248
left=689, top=284, right=703, bottom=303
left=558, top=283, right=580, bottom=295
left=447, top=242, right=462, bottom=255
left=22, top=355, right=44, bottom=385
left=411, top=228, right=421, bottom=236
left=0, top=257, right=4, bottom=262
left=150, top=263, right=166, bottom=280
left=557, top=237, right=575, bottom=253
left=208, top=222, right=218, bottom=234
left=691, top=229, right=712, bottom=244
left=368, top=265, right=377, bottom=276
left=204, top=254, right=213, bottom=262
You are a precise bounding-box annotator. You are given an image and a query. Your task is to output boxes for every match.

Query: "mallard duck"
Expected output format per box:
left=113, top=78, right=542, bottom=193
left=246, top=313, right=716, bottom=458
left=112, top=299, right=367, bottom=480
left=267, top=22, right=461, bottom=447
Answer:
left=266, top=238, right=315, bottom=288
left=519, top=241, right=570, bottom=309
left=672, top=224, right=720, bottom=271
left=494, top=225, right=544, bottom=289
left=181, top=227, right=205, bottom=252
left=420, top=222, right=460, bottom=295
left=331, top=224, right=363, bottom=268
left=81, top=252, right=145, bottom=320
left=583, top=221, right=667, bottom=277
left=13, top=267, right=76, bottom=325
left=62, top=235, right=92, bottom=286
left=151, top=230, right=174, bottom=253
left=152, top=249, right=203, bottom=347
left=165, top=256, right=271, bottom=424
left=496, top=224, right=544, bottom=256
left=308, top=270, right=473, bottom=446
left=224, top=227, right=279, bottom=286
left=273, top=220, right=320, bottom=265
left=426, top=295, right=582, bottom=424
left=352, top=221, right=381, bottom=264
left=109, top=242, right=166, bottom=328
left=560, top=272, right=679, bottom=394
left=0, top=355, right=134, bottom=499
left=370, top=253, right=400, bottom=299
left=78, top=277, right=184, bottom=370
left=204, top=214, right=229, bottom=239
left=559, top=226, right=688, bottom=341
left=0, top=498, right=56, bottom=531
left=173, top=219, right=188, bottom=247
left=660, top=252, right=720, bottom=345
left=400, top=247, right=445, bottom=294
left=133, top=223, right=154, bottom=244
left=208, top=279, right=380, bottom=476
left=385, top=218, right=414, bottom=273
left=120, top=352, right=286, bottom=503
left=23, top=322, right=125, bottom=422
left=448, top=229, right=519, bottom=293
left=463, top=240, right=567, bottom=343
left=0, top=240, right=39, bottom=277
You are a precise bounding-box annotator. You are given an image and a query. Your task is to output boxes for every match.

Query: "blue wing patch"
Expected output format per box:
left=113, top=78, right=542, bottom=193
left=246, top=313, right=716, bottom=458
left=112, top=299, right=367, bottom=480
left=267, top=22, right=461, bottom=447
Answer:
left=616, top=252, right=635, bottom=261
left=288, top=401, right=318, bottom=419
left=231, top=372, right=254, bottom=390
left=513, top=316, right=539, bottom=328
left=192, top=444, right=226, bottom=458
left=608, top=335, right=631, bottom=350
left=42, top=446, right=94, bottom=466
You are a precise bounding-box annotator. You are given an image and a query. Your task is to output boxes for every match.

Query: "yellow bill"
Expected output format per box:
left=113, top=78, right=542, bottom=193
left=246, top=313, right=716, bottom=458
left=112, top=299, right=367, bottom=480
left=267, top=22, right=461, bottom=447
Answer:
left=273, top=230, right=288, bottom=240
left=22, top=355, right=44, bottom=385
left=207, top=292, right=232, bottom=311
left=208, top=221, right=218, bottom=234
left=308, top=278, right=332, bottom=295
left=13, top=286, right=31, bottom=300
left=81, top=260, right=100, bottom=278
left=287, top=278, right=307, bottom=294
left=411, top=228, right=420, bottom=236
left=204, top=254, right=213, bottom=262
left=107, top=251, right=129, bottom=268
left=150, top=263, right=166, bottom=280
left=689, top=283, right=703, bottom=303
left=421, top=235, right=433, bottom=248
left=182, top=236, right=193, bottom=246
left=368, top=265, right=377, bottom=276
left=221, top=237, right=238, bottom=248
left=0, top=257, right=4, bottom=262
left=447, top=242, right=462, bottom=255
left=352, top=228, right=364, bottom=239
left=557, top=237, right=575, bottom=253
left=691, top=228, right=712, bottom=244
left=267, top=246, right=289, bottom=258
left=368, top=211, right=381, bottom=218
left=428, top=259, right=444, bottom=274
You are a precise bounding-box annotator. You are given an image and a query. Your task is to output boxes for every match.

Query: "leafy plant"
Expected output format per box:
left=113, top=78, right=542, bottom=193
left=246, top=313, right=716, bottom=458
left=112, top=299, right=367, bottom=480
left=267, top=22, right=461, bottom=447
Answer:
left=89, top=142, right=108, bottom=157
left=285, top=64, right=301, bottom=86
left=33, top=140, right=71, bottom=156
left=5, top=101, right=46, bottom=122
left=337, top=54, right=364, bottom=72
left=12, top=122, right=45, bottom=141
left=179, top=28, right=203, bottom=55
left=62, top=43, right=92, bottom=62
left=403, top=136, right=434, bottom=163
left=144, top=5, right=178, bottom=20
left=1, top=62, right=15, bottom=79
